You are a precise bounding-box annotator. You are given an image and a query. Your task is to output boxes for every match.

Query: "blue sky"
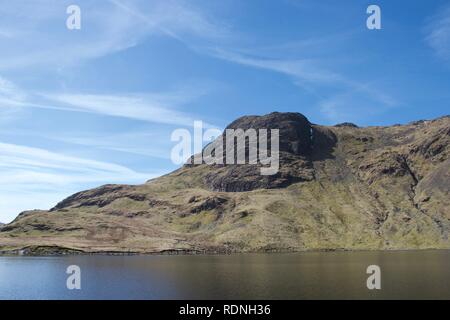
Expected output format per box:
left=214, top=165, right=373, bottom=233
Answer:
left=0, top=0, right=449, bottom=222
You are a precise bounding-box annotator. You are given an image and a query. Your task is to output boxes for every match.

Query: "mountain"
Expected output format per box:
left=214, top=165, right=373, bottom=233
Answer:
left=0, top=112, right=449, bottom=255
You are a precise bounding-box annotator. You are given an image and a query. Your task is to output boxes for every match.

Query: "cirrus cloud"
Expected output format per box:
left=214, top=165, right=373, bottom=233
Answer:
left=425, top=4, right=450, bottom=62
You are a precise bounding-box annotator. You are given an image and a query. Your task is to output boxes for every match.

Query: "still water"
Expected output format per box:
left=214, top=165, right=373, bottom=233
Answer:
left=1, top=250, right=449, bottom=300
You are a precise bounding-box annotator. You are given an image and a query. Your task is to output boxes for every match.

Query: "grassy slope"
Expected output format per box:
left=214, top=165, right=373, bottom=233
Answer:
left=0, top=117, right=449, bottom=254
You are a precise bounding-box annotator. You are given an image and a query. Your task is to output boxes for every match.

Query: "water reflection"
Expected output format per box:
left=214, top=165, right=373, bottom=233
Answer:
left=0, top=250, right=449, bottom=299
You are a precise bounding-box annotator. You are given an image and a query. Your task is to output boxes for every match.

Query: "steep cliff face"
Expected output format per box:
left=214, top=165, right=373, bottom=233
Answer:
left=200, top=112, right=317, bottom=192
left=0, top=113, right=449, bottom=254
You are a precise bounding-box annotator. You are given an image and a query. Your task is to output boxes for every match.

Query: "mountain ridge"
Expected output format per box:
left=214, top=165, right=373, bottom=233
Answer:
left=0, top=112, right=449, bottom=255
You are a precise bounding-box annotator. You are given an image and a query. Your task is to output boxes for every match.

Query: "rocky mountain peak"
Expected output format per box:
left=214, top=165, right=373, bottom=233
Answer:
left=225, top=112, right=312, bottom=156
left=335, top=122, right=359, bottom=128
left=1, top=113, right=448, bottom=255
left=196, top=112, right=318, bottom=192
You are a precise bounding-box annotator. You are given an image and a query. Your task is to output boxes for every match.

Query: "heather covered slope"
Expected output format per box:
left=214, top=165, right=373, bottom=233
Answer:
left=0, top=113, right=449, bottom=254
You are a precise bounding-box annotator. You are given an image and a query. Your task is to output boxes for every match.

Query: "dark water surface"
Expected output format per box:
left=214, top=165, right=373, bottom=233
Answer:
left=1, top=250, right=450, bottom=299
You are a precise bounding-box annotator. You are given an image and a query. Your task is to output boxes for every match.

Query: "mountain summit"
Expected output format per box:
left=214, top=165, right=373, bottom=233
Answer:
left=1, top=112, right=449, bottom=254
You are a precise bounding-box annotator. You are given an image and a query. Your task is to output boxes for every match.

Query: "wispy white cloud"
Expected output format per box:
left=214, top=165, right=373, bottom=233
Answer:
left=318, top=90, right=394, bottom=124
left=41, top=90, right=203, bottom=126
left=108, top=0, right=229, bottom=42
left=212, top=48, right=343, bottom=84
left=0, top=141, right=165, bottom=222
left=0, top=1, right=140, bottom=69
left=0, top=75, right=210, bottom=221
left=49, top=130, right=173, bottom=160
left=209, top=48, right=398, bottom=123
left=0, top=142, right=136, bottom=179
left=0, top=75, right=210, bottom=126
left=0, top=28, right=14, bottom=38
left=0, top=76, right=26, bottom=103
left=0, top=76, right=27, bottom=124
left=0, top=0, right=227, bottom=70
left=425, top=4, right=450, bottom=61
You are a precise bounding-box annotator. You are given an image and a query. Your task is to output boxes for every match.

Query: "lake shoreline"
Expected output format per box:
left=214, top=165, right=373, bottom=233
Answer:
left=2, top=250, right=450, bottom=299
left=1, top=245, right=449, bottom=257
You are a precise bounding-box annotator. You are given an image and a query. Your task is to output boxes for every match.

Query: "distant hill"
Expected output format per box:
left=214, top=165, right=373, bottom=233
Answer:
left=0, top=112, right=449, bottom=255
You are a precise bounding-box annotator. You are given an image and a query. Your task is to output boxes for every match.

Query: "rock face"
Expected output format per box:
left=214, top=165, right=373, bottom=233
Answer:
left=335, top=122, right=359, bottom=128
left=225, top=112, right=313, bottom=155
left=0, top=112, right=449, bottom=254
left=195, top=112, right=322, bottom=192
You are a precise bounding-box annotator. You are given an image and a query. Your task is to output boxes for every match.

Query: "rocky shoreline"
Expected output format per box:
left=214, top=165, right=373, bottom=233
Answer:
left=1, top=245, right=449, bottom=257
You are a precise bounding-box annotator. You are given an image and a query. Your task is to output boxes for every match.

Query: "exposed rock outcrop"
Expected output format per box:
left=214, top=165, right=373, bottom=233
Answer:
left=0, top=112, right=449, bottom=254
left=191, top=112, right=321, bottom=192
left=335, top=122, right=359, bottom=128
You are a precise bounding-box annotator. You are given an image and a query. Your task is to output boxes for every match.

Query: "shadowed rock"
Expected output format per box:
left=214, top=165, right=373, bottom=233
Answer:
left=225, top=112, right=313, bottom=155
left=196, top=112, right=321, bottom=191
left=335, top=122, right=359, bottom=128
left=1, top=112, right=449, bottom=254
